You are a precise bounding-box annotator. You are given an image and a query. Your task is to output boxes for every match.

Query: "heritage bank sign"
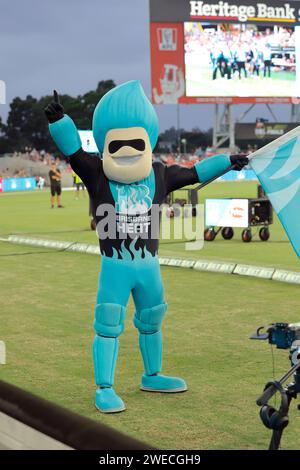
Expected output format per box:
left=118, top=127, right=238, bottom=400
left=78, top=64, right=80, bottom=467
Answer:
left=189, top=1, right=300, bottom=22
left=150, top=0, right=300, bottom=25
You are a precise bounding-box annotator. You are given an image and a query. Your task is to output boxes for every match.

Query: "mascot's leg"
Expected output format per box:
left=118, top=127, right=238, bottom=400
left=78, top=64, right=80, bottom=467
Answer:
left=133, top=258, right=187, bottom=393
left=93, top=257, right=132, bottom=413
left=93, top=304, right=126, bottom=413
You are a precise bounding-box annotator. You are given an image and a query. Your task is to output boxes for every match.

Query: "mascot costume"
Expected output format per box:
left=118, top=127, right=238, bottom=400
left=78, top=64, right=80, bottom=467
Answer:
left=45, top=81, right=247, bottom=413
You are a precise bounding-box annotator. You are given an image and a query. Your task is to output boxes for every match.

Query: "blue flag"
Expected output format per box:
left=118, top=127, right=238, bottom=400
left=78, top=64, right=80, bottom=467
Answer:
left=250, top=126, right=300, bottom=258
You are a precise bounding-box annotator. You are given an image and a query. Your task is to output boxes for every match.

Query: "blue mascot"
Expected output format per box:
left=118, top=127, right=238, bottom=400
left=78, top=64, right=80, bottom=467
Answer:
left=45, top=81, right=247, bottom=413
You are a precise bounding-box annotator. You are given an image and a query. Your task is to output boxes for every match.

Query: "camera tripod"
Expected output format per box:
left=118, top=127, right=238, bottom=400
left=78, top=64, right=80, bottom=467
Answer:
left=257, top=361, right=300, bottom=450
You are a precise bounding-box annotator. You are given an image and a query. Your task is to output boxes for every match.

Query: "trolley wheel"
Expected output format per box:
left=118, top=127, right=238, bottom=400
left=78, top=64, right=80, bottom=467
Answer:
left=259, top=227, right=270, bottom=241
left=204, top=227, right=216, bottom=241
left=90, top=218, right=97, bottom=231
left=221, top=227, right=234, bottom=240
left=242, top=229, right=252, bottom=243
left=166, top=207, right=175, bottom=218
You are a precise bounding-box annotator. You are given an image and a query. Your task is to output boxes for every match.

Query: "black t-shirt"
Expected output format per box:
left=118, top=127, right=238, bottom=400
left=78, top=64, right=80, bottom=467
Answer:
left=49, top=169, right=61, bottom=186
left=69, top=149, right=198, bottom=260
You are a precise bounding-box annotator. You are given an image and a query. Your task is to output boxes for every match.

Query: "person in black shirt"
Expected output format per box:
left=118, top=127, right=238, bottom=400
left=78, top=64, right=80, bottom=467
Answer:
left=45, top=82, right=247, bottom=413
left=49, top=161, right=63, bottom=208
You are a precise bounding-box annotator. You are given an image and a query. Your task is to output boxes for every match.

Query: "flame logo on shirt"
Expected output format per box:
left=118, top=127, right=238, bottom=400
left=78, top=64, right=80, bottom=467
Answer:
left=116, top=184, right=152, bottom=215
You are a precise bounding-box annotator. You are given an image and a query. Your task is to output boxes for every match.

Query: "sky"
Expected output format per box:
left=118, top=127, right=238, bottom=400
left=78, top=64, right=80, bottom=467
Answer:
left=0, top=0, right=293, bottom=132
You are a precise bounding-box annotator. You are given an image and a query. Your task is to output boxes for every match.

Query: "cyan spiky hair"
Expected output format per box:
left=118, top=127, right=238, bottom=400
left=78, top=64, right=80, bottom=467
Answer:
left=92, top=80, right=159, bottom=152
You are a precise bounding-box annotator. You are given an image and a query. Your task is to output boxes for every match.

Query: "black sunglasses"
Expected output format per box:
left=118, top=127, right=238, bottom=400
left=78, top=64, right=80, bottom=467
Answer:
left=108, top=139, right=146, bottom=154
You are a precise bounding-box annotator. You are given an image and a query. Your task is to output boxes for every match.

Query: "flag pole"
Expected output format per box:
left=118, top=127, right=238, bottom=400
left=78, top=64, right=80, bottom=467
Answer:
left=195, top=164, right=236, bottom=192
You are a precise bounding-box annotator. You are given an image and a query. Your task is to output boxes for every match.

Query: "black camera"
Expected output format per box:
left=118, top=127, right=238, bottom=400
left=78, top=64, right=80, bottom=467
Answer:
left=251, top=322, right=300, bottom=369
left=250, top=322, right=300, bottom=450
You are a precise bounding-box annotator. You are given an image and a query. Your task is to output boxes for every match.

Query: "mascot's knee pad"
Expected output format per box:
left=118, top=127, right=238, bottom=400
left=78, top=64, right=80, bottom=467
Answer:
left=94, top=303, right=126, bottom=338
left=133, top=303, right=167, bottom=334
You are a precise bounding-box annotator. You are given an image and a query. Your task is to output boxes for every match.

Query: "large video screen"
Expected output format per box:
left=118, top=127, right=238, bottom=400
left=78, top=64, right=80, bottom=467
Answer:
left=184, top=23, right=300, bottom=98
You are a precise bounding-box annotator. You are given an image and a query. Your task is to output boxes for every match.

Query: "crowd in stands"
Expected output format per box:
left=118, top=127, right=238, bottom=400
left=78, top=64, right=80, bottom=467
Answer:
left=0, top=148, right=208, bottom=179
left=11, top=147, right=54, bottom=164
left=0, top=148, right=71, bottom=179
left=1, top=146, right=249, bottom=182
left=0, top=167, right=29, bottom=178
left=154, top=145, right=222, bottom=167
left=155, top=152, right=201, bottom=168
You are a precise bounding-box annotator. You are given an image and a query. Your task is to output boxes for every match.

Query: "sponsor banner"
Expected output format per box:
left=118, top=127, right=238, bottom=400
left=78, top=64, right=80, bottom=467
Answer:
left=233, top=264, right=275, bottom=278
left=86, top=245, right=100, bottom=255
left=205, top=198, right=249, bottom=228
left=158, top=257, right=172, bottom=265
left=194, top=260, right=211, bottom=271
left=272, top=269, right=300, bottom=284
left=181, top=259, right=196, bottom=268
left=0, top=177, right=2, bottom=193
left=167, top=258, right=186, bottom=267
left=69, top=243, right=88, bottom=253
left=7, top=236, right=100, bottom=256
left=8, top=236, right=25, bottom=244
left=150, top=22, right=186, bottom=105
left=150, top=1, right=300, bottom=26
left=194, top=259, right=236, bottom=273
left=236, top=123, right=299, bottom=141
left=159, top=257, right=196, bottom=268
left=2, top=177, right=36, bottom=192
left=206, top=261, right=236, bottom=273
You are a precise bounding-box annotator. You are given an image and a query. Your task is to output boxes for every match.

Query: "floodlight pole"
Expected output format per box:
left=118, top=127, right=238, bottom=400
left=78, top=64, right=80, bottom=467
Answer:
left=213, top=103, right=235, bottom=151
left=176, top=103, right=181, bottom=152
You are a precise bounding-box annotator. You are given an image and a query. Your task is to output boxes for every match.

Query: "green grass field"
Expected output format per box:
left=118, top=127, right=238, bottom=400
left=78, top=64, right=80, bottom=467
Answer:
left=1, top=183, right=300, bottom=449
left=185, top=63, right=296, bottom=97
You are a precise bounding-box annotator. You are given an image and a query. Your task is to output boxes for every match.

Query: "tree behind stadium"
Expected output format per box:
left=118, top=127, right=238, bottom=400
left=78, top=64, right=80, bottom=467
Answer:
left=0, top=80, right=116, bottom=154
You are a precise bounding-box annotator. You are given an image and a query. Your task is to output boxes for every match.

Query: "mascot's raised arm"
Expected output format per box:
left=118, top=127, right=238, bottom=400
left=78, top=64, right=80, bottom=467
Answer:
left=45, top=81, right=248, bottom=413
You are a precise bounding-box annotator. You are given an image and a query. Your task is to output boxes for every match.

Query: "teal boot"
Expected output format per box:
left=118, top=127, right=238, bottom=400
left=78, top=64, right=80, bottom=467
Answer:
left=139, top=331, right=187, bottom=393
left=93, top=335, right=125, bottom=413
left=95, top=387, right=125, bottom=413
left=141, top=374, right=187, bottom=392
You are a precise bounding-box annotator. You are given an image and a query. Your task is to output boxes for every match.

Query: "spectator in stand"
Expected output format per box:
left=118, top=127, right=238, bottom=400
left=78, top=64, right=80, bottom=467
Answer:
left=49, top=161, right=63, bottom=208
